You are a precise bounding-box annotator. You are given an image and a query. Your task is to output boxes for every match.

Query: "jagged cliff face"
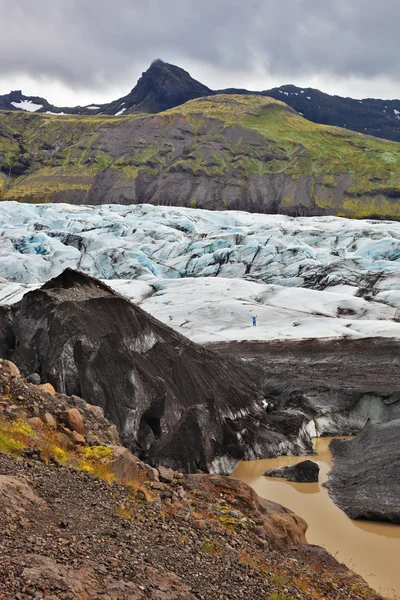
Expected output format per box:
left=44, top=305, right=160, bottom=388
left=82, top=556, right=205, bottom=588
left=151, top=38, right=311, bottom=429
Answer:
left=0, top=269, right=315, bottom=473
left=1, top=95, right=400, bottom=218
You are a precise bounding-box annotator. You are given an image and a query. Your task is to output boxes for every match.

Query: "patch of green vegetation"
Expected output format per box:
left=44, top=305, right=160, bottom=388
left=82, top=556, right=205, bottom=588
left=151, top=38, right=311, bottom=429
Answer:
left=202, top=540, right=222, bottom=555
left=111, top=165, right=140, bottom=181
left=81, top=445, right=113, bottom=460
left=2, top=94, right=400, bottom=216
left=95, top=151, right=112, bottom=170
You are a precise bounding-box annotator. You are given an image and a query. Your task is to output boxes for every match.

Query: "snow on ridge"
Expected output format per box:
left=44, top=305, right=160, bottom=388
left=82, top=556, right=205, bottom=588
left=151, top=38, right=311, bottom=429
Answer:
left=11, top=100, right=43, bottom=112
left=115, top=108, right=126, bottom=116
left=1, top=202, right=400, bottom=343
left=86, top=106, right=100, bottom=110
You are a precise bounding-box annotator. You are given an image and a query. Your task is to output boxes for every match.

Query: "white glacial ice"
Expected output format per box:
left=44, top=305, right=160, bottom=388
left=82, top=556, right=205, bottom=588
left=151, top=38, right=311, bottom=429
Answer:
left=1, top=201, right=400, bottom=343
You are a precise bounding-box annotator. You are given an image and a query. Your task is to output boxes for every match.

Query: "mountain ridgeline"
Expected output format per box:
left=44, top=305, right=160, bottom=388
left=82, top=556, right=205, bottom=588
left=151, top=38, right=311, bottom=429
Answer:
left=3, top=59, right=400, bottom=142
left=1, top=91, right=400, bottom=217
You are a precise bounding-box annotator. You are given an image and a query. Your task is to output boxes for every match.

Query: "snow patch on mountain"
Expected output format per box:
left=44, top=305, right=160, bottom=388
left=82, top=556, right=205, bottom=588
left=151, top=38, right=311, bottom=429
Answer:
left=10, top=100, right=43, bottom=112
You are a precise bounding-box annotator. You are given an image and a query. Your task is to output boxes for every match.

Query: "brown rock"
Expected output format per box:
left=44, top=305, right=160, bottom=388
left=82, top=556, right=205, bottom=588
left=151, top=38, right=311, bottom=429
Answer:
left=71, top=431, right=86, bottom=445
left=3, top=360, right=20, bottom=378
left=59, top=408, right=85, bottom=435
left=58, top=432, right=72, bottom=448
left=35, top=383, right=56, bottom=395
left=151, top=481, right=166, bottom=491
left=16, top=554, right=195, bottom=600
left=158, top=466, right=175, bottom=483
left=86, top=432, right=99, bottom=445
left=28, top=417, right=45, bottom=430
left=0, top=476, right=47, bottom=515
left=107, top=424, right=120, bottom=443
left=146, top=466, right=160, bottom=482
left=42, top=412, right=57, bottom=428
left=187, top=474, right=308, bottom=548
left=107, top=446, right=139, bottom=484
left=86, top=404, right=104, bottom=419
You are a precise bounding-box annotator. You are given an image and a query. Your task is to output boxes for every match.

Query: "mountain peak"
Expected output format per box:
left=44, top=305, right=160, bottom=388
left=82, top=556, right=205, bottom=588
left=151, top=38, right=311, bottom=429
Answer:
left=150, top=58, right=165, bottom=67
left=104, top=59, right=213, bottom=115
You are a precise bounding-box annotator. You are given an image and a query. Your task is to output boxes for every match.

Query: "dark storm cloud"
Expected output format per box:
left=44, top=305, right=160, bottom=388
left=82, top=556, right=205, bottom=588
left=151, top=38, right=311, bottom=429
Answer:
left=0, top=0, right=398, bottom=91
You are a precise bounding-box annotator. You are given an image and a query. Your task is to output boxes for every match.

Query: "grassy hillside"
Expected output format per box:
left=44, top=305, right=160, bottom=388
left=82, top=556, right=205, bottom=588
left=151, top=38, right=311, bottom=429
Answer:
left=1, top=95, right=400, bottom=217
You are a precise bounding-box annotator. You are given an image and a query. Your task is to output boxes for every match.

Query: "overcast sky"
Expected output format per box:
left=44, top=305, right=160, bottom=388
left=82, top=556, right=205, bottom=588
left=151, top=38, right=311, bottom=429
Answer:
left=1, top=0, right=399, bottom=106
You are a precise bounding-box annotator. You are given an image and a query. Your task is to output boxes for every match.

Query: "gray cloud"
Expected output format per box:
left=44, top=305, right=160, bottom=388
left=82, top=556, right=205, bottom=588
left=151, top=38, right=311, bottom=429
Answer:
left=0, top=0, right=399, bottom=96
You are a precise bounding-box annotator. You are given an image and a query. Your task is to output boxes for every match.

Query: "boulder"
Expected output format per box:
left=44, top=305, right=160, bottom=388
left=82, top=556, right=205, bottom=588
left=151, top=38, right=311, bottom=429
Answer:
left=107, top=446, right=139, bottom=484
left=0, top=475, right=46, bottom=514
left=35, top=383, right=56, bottom=395
left=26, top=373, right=41, bottom=385
left=2, top=360, right=20, bottom=378
left=86, top=404, right=104, bottom=419
left=187, top=474, right=307, bottom=548
left=58, top=408, right=85, bottom=435
left=42, top=412, right=57, bottom=428
left=158, top=465, right=175, bottom=483
left=27, top=417, right=45, bottom=430
left=71, top=431, right=85, bottom=445
left=146, top=466, right=159, bottom=482
left=264, top=460, right=320, bottom=483
left=325, top=421, right=400, bottom=523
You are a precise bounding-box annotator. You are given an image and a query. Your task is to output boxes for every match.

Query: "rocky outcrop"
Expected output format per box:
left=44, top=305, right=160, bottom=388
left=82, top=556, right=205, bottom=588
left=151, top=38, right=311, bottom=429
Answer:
left=11, top=555, right=195, bottom=600
left=189, top=474, right=307, bottom=548
left=325, top=420, right=400, bottom=523
left=0, top=269, right=315, bottom=473
left=264, top=460, right=320, bottom=483
left=0, top=475, right=46, bottom=515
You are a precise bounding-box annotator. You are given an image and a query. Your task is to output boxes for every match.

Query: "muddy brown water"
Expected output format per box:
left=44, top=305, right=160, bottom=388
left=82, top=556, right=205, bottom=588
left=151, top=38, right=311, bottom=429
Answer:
left=232, top=438, right=400, bottom=598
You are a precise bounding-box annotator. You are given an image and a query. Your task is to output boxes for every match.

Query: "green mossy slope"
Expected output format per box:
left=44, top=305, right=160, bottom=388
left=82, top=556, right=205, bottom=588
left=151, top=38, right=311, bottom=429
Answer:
left=1, top=95, right=400, bottom=217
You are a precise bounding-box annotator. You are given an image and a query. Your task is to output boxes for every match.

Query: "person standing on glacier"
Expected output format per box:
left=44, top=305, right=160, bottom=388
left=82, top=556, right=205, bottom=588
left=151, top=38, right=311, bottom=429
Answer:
left=251, top=315, right=257, bottom=327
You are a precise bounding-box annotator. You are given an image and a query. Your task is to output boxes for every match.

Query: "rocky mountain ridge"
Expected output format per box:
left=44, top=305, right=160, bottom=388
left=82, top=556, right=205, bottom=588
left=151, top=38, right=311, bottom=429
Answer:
left=3, top=59, right=400, bottom=142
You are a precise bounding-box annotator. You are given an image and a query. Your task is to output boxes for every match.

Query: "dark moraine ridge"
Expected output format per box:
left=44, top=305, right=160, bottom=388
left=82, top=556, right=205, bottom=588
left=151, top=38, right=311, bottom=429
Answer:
left=0, top=269, right=314, bottom=473
left=209, top=338, right=400, bottom=435
left=325, top=420, right=400, bottom=523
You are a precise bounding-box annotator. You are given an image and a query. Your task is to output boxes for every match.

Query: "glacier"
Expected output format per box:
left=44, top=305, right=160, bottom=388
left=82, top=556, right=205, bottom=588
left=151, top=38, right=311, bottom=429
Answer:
left=1, top=200, right=400, bottom=343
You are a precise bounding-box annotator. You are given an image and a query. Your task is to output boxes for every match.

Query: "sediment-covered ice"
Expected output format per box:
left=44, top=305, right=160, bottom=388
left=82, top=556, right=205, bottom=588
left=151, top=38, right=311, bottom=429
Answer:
left=1, top=201, right=400, bottom=342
